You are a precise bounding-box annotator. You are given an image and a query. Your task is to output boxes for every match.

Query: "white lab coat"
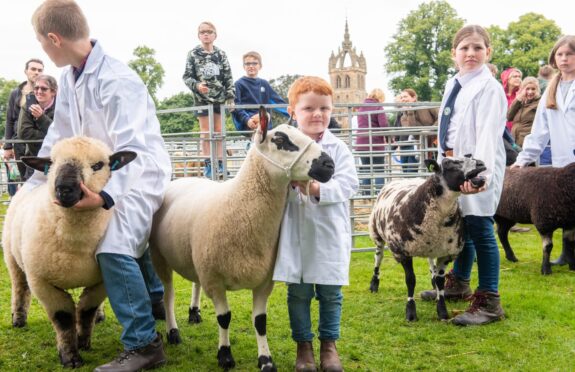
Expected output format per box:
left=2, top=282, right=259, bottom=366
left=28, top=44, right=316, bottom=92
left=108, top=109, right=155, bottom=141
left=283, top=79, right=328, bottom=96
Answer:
left=273, top=130, right=359, bottom=285
left=25, top=41, right=172, bottom=258
left=438, top=65, right=507, bottom=217
left=515, top=81, right=575, bottom=167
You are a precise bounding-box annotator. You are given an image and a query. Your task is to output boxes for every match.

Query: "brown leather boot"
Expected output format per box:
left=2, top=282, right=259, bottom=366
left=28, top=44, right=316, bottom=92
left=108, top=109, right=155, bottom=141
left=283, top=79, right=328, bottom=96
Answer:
left=295, top=341, right=317, bottom=372
left=319, top=340, right=342, bottom=372
left=451, top=290, right=505, bottom=326
left=420, top=271, right=472, bottom=301
left=94, top=333, right=166, bottom=371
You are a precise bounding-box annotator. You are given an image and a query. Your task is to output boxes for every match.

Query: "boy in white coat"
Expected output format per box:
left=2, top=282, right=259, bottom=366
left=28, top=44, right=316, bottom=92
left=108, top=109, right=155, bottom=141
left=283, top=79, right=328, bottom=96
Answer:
left=30, top=1, right=171, bottom=370
left=273, top=76, right=358, bottom=372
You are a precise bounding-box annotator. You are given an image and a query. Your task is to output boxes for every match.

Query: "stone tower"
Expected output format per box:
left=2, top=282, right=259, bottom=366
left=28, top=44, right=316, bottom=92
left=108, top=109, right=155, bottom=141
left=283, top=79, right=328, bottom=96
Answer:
left=329, top=20, right=367, bottom=126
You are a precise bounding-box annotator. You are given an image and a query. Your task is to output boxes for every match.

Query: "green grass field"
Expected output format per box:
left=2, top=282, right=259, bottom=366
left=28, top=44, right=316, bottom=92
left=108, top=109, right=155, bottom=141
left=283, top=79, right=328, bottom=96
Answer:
left=1, top=226, right=574, bottom=371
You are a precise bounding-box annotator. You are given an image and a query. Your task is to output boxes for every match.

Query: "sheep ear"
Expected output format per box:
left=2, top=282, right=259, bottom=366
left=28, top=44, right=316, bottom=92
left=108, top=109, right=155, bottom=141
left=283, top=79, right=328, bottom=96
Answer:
left=109, top=151, right=137, bottom=171
left=21, top=156, right=52, bottom=173
left=259, top=105, right=268, bottom=143
left=424, top=159, right=440, bottom=174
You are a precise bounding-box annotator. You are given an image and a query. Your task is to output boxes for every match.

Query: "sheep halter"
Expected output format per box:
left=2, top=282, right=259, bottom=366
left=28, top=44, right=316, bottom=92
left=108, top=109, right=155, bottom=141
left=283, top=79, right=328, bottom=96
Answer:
left=254, top=139, right=315, bottom=179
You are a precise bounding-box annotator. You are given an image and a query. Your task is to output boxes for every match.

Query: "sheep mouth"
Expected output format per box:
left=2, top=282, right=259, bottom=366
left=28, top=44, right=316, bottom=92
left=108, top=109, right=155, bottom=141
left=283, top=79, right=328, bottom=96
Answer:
left=308, top=152, right=335, bottom=183
left=465, top=165, right=487, bottom=188
left=55, top=185, right=84, bottom=208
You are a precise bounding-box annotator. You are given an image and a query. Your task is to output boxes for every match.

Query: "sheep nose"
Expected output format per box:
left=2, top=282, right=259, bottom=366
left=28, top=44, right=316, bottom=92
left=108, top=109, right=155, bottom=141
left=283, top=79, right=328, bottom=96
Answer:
left=56, top=185, right=74, bottom=198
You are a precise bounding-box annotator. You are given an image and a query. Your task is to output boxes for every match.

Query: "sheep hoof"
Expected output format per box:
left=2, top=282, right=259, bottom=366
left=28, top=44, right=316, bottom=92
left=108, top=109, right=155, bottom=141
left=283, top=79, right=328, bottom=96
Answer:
left=258, top=355, right=276, bottom=372
left=167, top=328, right=182, bottom=344
left=369, top=276, right=380, bottom=293
left=405, top=300, right=418, bottom=322
left=217, top=345, right=236, bottom=370
left=59, top=351, right=83, bottom=368
left=505, top=255, right=519, bottom=263
left=541, top=265, right=552, bottom=275
left=436, top=298, right=449, bottom=320
left=12, top=313, right=27, bottom=328
left=188, top=306, right=202, bottom=324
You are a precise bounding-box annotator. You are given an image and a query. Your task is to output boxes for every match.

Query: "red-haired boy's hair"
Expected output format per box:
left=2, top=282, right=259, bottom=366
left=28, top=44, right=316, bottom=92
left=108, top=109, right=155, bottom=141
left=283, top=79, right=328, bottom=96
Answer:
left=288, top=76, right=333, bottom=109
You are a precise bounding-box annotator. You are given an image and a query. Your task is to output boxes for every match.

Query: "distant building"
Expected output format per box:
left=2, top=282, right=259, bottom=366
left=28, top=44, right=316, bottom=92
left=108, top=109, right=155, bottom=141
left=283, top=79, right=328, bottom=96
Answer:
left=329, top=20, right=367, bottom=127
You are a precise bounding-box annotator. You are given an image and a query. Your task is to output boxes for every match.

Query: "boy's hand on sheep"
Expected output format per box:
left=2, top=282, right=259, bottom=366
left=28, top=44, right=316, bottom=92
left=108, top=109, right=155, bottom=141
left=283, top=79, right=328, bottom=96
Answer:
left=53, top=182, right=104, bottom=209
left=460, top=180, right=486, bottom=195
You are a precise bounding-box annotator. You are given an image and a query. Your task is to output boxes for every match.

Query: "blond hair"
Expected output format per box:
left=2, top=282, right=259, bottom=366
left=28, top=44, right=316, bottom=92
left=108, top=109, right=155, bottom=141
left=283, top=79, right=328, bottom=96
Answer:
left=453, top=25, right=491, bottom=49
left=546, top=35, right=575, bottom=109
left=243, top=51, right=262, bottom=66
left=520, top=77, right=540, bottom=99
left=36, top=74, right=58, bottom=91
left=198, top=21, right=217, bottom=34
left=288, top=76, right=333, bottom=110
left=32, top=0, right=89, bottom=40
left=368, top=88, right=385, bottom=102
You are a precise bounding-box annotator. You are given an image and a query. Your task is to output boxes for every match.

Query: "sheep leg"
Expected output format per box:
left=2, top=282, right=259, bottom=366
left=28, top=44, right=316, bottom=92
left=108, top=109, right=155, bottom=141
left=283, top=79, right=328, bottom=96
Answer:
left=495, top=217, right=518, bottom=262
left=28, top=278, right=83, bottom=368
left=541, top=233, right=554, bottom=275
left=370, top=243, right=384, bottom=293
left=5, top=253, right=31, bottom=328
left=76, top=283, right=107, bottom=350
left=434, top=257, right=451, bottom=320
left=252, top=280, right=277, bottom=372
left=562, top=228, right=575, bottom=270
left=211, top=291, right=235, bottom=370
left=400, top=256, right=417, bottom=322
left=188, top=282, right=202, bottom=324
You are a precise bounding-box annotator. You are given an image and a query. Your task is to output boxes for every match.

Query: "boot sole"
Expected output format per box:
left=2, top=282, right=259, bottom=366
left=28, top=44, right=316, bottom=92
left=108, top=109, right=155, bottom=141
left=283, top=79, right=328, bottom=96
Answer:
left=142, top=359, right=167, bottom=371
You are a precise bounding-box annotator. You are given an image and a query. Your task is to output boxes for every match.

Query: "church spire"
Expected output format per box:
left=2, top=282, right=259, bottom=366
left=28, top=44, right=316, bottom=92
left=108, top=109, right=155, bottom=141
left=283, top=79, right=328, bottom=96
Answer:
left=343, top=19, right=352, bottom=49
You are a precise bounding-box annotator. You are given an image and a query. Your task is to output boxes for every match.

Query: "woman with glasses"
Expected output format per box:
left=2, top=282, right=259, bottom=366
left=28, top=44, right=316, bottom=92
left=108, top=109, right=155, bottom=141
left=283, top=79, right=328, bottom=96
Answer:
left=17, top=74, right=57, bottom=180
left=183, top=21, right=235, bottom=178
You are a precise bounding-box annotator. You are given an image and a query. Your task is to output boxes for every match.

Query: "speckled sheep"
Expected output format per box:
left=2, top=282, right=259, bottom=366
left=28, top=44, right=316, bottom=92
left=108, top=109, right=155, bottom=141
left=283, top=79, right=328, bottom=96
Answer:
left=369, top=157, right=486, bottom=321
left=495, top=164, right=575, bottom=274
left=2, top=137, right=135, bottom=368
left=149, top=119, right=335, bottom=371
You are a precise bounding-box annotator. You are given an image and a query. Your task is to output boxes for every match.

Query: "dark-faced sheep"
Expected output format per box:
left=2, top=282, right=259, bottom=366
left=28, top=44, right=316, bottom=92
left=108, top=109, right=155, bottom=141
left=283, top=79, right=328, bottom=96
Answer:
left=495, top=164, right=575, bottom=274
left=2, top=137, right=135, bottom=368
left=369, top=157, right=486, bottom=321
left=149, top=118, right=335, bottom=371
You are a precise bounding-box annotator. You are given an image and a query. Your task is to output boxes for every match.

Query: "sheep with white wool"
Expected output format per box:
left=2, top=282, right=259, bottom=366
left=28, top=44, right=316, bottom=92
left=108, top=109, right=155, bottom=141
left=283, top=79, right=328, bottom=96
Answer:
left=369, top=157, right=486, bottom=321
left=149, top=115, right=335, bottom=371
left=494, top=164, right=575, bottom=274
left=2, top=137, right=135, bottom=368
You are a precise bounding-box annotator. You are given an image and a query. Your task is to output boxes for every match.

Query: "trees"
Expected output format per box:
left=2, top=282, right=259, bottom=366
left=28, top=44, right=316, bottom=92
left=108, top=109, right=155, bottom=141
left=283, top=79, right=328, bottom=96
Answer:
left=157, top=92, right=197, bottom=134
left=384, top=0, right=464, bottom=101
left=488, top=13, right=561, bottom=77
left=128, top=45, right=165, bottom=105
left=0, top=78, right=20, bottom=138
left=269, top=74, right=302, bottom=101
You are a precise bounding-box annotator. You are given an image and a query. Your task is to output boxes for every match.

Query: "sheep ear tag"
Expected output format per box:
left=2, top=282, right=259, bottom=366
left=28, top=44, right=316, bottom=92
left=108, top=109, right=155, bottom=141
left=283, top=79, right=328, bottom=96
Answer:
left=259, top=105, right=268, bottom=143
left=21, top=156, right=52, bottom=174
left=109, top=151, right=137, bottom=171
left=424, top=159, right=440, bottom=173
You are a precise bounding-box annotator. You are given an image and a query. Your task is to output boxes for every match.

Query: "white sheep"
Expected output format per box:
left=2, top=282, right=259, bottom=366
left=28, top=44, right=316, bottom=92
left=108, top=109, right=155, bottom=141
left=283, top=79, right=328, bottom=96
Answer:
left=2, top=137, right=135, bottom=368
left=369, top=157, right=486, bottom=321
left=149, top=119, right=335, bottom=371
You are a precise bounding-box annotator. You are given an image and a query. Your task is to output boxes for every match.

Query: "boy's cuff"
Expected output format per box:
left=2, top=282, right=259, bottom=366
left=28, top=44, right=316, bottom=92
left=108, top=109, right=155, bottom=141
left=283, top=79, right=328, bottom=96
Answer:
left=99, top=190, right=115, bottom=210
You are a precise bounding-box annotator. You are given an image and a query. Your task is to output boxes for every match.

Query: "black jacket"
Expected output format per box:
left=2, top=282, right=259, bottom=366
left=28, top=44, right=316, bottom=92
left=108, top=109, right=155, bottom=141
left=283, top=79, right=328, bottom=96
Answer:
left=18, top=94, right=56, bottom=156
left=4, top=81, right=27, bottom=149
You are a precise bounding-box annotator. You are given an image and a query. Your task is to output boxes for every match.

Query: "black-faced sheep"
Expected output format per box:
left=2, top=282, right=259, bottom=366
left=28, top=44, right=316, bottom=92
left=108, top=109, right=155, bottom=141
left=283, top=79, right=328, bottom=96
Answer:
left=149, top=118, right=335, bottom=371
left=369, top=157, right=486, bottom=321
left=494, top=164, right=575, bottom=274
left=2, top=137, right=135, bottom=368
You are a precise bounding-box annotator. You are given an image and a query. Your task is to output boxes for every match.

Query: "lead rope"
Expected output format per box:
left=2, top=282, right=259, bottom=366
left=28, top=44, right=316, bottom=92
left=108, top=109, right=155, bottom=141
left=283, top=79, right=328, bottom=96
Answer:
left=253, top=140, right=315, bottom=179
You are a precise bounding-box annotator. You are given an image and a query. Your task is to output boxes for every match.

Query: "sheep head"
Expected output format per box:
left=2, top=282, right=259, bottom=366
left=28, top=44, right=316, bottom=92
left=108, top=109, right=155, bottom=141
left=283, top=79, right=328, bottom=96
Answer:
left=21, top=137, right=136, bottom=208
left=253, top=124, right=334, bottom=183
left=425, top=156, right=487, bottom=192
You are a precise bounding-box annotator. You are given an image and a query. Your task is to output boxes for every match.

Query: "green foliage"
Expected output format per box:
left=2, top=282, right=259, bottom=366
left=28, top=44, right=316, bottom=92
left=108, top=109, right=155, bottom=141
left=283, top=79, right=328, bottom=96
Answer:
left=269, top=74, right=302, bottom=101
left=0, top=78, right=20, bottom=138
left=128, top=45, right=165, bottom=106
left=157, top=92, right=197, bottom=133
left=384, top=0, right=464, bottom=101
left=488, top=13, right=562, bottom=77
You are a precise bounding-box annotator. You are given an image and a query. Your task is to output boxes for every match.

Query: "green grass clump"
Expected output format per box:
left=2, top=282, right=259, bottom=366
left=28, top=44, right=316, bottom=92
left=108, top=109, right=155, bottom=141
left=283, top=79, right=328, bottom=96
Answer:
left=1, top=226, right=574, bottom=371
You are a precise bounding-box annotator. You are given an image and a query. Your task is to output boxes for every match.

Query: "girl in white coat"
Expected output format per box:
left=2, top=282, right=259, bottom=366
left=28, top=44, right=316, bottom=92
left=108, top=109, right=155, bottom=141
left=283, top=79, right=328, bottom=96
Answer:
left=426, top=25, right=507, bottom=326
left=273, top=76, right=358, bottom=372
left=512, top=35, right=575, bottom=265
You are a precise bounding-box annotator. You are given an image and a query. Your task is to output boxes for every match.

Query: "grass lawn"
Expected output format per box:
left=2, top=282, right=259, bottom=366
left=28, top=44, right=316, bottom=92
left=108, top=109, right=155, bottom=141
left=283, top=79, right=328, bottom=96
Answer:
left=1, top=224, right=574, bottom=371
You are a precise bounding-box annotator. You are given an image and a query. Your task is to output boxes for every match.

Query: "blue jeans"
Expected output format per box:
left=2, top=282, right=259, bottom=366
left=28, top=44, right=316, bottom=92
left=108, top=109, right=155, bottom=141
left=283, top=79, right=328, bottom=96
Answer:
left=4, top=163, right=17, bottom=196
left=138, top=248, right=164, bottom=304
left=287, top=283, right=343, bottom=342
left=453, top=215, right=500, bottom=293
left=400, top=145, right=418, bottom=173
left=359, top=156, right=384, bottom=195
left=97, top=252, right=158, bottom=350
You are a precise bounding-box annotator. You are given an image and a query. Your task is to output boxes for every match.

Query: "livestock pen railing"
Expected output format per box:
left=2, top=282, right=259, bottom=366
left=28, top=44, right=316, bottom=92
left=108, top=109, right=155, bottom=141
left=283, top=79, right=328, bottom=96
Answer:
left=0, top=102, right=443, bottom=252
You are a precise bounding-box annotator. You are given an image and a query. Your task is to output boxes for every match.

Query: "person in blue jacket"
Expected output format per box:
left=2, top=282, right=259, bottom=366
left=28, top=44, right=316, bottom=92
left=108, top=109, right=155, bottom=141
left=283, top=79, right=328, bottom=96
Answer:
left=232, top=51, right=289, bottom=133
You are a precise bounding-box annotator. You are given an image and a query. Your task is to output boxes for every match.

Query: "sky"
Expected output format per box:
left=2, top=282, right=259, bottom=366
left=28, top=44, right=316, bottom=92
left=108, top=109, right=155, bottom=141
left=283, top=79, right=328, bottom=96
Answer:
left=1, top=0, right=573, bottom=103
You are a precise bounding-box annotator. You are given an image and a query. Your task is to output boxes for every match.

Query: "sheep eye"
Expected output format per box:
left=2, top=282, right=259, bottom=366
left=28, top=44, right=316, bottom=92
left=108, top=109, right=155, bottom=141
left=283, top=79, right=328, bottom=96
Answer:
left=91, top=161, right=104, bottom=172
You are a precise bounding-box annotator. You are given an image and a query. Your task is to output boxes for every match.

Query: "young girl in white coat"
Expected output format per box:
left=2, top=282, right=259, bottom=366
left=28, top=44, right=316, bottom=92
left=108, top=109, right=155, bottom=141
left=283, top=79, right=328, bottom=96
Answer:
left=273, top=76, right=358, bottom=372
left=420, top=25, right=507, bottom=326
left=512, top=35, right=575, bottom=266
